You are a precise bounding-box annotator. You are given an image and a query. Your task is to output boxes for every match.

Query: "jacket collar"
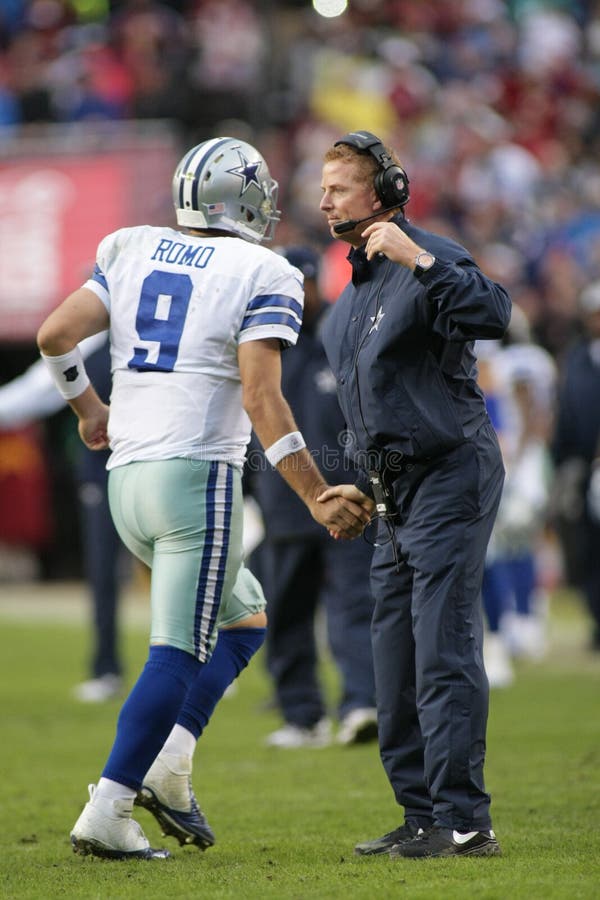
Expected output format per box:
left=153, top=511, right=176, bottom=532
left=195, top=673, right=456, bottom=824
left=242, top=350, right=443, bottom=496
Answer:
left=349, top=246, right=372, bottom=284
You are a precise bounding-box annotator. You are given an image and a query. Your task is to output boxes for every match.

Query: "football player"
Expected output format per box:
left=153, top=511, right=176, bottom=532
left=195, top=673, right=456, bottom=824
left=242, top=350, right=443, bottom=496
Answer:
left=37, top=137, right=370, bottom=860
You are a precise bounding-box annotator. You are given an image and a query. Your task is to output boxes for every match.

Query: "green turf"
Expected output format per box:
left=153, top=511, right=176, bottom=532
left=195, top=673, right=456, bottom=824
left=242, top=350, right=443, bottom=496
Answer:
left=0, top=586, right=599, bottom=899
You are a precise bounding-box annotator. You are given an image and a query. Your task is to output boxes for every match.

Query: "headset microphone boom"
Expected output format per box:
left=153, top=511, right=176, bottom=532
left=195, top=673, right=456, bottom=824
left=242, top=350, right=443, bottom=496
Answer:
left=332, top=207, right=405, bottom=235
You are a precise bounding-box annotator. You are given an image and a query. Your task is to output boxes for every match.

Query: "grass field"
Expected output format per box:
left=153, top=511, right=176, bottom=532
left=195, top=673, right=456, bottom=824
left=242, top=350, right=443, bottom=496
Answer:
left=1, top=580, right=599, bottom=899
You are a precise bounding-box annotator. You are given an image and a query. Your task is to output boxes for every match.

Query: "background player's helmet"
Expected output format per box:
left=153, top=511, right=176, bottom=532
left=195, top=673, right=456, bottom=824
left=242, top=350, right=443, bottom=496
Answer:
left=172, top=137, right=281, bottom=243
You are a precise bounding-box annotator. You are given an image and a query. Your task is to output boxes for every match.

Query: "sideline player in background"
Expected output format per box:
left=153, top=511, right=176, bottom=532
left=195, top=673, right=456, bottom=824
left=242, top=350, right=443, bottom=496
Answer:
left=552, top=281, right=600, bottom=651
left=37, top=136, right=369, bottom=861
left=477, top=308, right=557, bottom=688
left=247, top=246, right=377, bottom=749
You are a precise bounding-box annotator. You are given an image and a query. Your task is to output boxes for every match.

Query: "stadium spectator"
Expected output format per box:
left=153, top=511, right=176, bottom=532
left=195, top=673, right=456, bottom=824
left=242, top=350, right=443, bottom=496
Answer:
left=109, top=0, right=191, bottom=121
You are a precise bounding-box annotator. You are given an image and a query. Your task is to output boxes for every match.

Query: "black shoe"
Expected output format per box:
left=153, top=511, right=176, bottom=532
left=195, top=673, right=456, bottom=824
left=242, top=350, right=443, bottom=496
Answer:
left=355, top=821, right=425, bottom=856
left=390, top=825, right=501, bottom=858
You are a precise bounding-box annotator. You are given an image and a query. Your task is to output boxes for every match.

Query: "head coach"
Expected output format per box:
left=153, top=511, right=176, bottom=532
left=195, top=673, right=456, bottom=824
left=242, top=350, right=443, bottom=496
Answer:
left=317, top=130, right=511, bottom=859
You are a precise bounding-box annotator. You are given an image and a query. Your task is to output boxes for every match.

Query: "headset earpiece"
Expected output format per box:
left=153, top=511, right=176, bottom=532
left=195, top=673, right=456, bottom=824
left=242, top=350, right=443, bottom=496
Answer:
left=374, top=160, right=410, bottom=208
left=334, top=130, right=410, bottom=208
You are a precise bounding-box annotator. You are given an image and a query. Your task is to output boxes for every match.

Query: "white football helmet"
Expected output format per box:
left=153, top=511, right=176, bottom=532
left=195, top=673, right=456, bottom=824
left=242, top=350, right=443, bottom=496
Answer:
left=172, top=137, right=281, bottom=243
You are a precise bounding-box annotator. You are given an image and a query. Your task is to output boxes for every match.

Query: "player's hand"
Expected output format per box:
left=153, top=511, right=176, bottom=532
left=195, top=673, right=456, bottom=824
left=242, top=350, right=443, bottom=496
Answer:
left=308, top=487, right=369, bottom=539
left=317, top=483, right=376, bottom=514
left=317, top=484, right=376, bottom=540
left=78, top=404, right=110, bottom=450
left=311, top=484, right=374, bottom=540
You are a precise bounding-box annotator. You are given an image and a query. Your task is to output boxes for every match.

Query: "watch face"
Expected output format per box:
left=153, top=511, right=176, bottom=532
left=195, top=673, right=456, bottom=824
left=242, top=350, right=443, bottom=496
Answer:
left=416, top=252, right=435, bottom=272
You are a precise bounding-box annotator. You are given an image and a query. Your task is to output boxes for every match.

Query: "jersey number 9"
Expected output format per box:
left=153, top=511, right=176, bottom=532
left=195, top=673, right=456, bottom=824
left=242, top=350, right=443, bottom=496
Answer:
left=128, top=270, right=193, bottom=372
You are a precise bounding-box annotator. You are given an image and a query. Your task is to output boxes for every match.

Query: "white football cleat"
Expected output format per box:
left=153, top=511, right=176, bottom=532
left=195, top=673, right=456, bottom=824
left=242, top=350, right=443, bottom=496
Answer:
left=264, top=718, right=332, bottom=749
left=70, top=784, right=170, bottom=860
left=483, top=632, right=514, bottom=689
left=72, top=674, right=123, bottom=703
left=336, top=707, right=378, bottom=745
left=502, top=610, right=547, bottom=661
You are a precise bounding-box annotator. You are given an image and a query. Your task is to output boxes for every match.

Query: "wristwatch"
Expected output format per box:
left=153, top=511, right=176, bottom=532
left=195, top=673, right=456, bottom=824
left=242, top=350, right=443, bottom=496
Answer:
left=413, top=251, right=436, bottom=277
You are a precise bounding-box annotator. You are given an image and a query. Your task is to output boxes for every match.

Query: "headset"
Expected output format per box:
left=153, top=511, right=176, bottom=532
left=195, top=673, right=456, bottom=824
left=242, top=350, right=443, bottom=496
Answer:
left=334, top=130, right=410, bottom=208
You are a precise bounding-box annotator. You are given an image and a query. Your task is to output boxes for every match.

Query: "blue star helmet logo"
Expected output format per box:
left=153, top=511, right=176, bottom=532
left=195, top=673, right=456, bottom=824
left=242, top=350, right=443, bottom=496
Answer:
left=227, top=151, right=262, bottom=196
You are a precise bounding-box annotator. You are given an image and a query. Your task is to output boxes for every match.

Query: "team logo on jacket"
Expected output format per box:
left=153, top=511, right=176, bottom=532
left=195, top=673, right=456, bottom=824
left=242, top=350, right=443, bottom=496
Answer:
left=369, top=308, right=385, bottom=334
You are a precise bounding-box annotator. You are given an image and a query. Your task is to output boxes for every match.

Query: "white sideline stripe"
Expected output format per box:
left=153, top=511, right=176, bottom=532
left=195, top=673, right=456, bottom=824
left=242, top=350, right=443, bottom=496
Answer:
left=0, top=582, right=150, bottom=628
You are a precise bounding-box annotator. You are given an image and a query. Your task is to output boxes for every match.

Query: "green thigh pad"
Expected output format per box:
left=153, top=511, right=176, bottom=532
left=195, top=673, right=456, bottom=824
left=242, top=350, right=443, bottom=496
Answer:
left=108, top=459, right=265, bottom=660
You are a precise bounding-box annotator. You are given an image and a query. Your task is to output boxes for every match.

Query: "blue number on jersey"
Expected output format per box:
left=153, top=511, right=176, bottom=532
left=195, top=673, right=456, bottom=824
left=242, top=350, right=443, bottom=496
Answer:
left=128, top=270, right=193, bottom=371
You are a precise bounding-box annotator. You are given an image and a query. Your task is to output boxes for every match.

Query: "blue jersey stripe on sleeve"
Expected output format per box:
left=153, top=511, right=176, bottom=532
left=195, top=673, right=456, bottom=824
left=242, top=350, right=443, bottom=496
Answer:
left=91, top=263, right=108, bottom=291
left=246, top=293, right=303, bottom=319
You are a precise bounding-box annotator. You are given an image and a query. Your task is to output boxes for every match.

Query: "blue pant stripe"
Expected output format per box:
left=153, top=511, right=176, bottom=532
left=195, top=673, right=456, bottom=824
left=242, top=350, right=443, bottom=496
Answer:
left=194, top=462, right=218, bottom=658
left=193, top=461, right=234, bottom=660
left=208, top=464, right=233, bottom=641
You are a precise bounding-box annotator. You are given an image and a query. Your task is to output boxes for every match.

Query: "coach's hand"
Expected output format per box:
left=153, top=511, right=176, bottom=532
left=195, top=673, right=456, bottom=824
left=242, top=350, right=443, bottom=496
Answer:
left=309, top=488, right=370, bottom=540
left=315, top=484, right=375, bottom=539
left=318, top=483, right=376, bottom=512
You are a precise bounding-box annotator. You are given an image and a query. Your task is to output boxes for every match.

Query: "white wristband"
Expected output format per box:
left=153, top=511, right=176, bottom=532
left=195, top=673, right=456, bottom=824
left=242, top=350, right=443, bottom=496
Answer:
left=41, top=347, right=91, bottom=400
left=265, top=431, right=306, bottom=466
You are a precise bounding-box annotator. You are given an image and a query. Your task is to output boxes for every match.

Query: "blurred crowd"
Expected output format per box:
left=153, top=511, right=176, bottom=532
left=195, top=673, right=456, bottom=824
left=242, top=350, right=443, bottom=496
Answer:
left=1, top=0, right=600, bottom=659
left=1, top=0, right=600, bottom=355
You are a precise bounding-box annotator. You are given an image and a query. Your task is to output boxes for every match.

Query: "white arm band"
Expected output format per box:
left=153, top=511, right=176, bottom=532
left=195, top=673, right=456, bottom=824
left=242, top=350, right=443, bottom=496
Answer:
left=264, top=431, right=307, bottom=466
left=40, top=347, right=90, bottom=400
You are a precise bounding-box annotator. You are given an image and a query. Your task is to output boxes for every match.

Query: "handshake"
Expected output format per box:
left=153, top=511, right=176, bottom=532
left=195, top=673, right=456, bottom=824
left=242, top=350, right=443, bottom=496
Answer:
left=311, top=483, right=376, bottom=541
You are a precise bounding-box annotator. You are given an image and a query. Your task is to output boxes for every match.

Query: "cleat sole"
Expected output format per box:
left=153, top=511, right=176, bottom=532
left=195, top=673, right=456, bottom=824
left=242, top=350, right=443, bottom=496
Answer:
left=135, top=790, right=215, bottom=850
left=70, top=835, right=170, bottom=860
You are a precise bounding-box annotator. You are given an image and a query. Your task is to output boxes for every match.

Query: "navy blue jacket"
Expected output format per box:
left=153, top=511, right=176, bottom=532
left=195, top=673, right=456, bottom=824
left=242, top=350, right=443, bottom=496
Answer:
left=247, top=304, right=356, bottom=540
left=322, top=217, right=511, bottom=481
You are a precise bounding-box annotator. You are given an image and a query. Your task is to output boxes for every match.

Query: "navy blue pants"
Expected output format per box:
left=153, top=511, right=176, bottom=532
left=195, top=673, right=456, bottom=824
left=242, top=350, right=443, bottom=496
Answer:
left=78, top=462, right=124, bottom=679
left=582, top=516, right=600, bottom=646
left=257, top=533, right=375, bottom=727
left=370, top=423, right=504, bottom=831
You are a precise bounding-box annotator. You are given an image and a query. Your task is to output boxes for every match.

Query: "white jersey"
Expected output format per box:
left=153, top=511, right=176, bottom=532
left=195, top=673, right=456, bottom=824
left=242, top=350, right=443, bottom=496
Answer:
left=83, top=225, right=304, bottom=470
left=496, top=343, right=557, bottom=414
